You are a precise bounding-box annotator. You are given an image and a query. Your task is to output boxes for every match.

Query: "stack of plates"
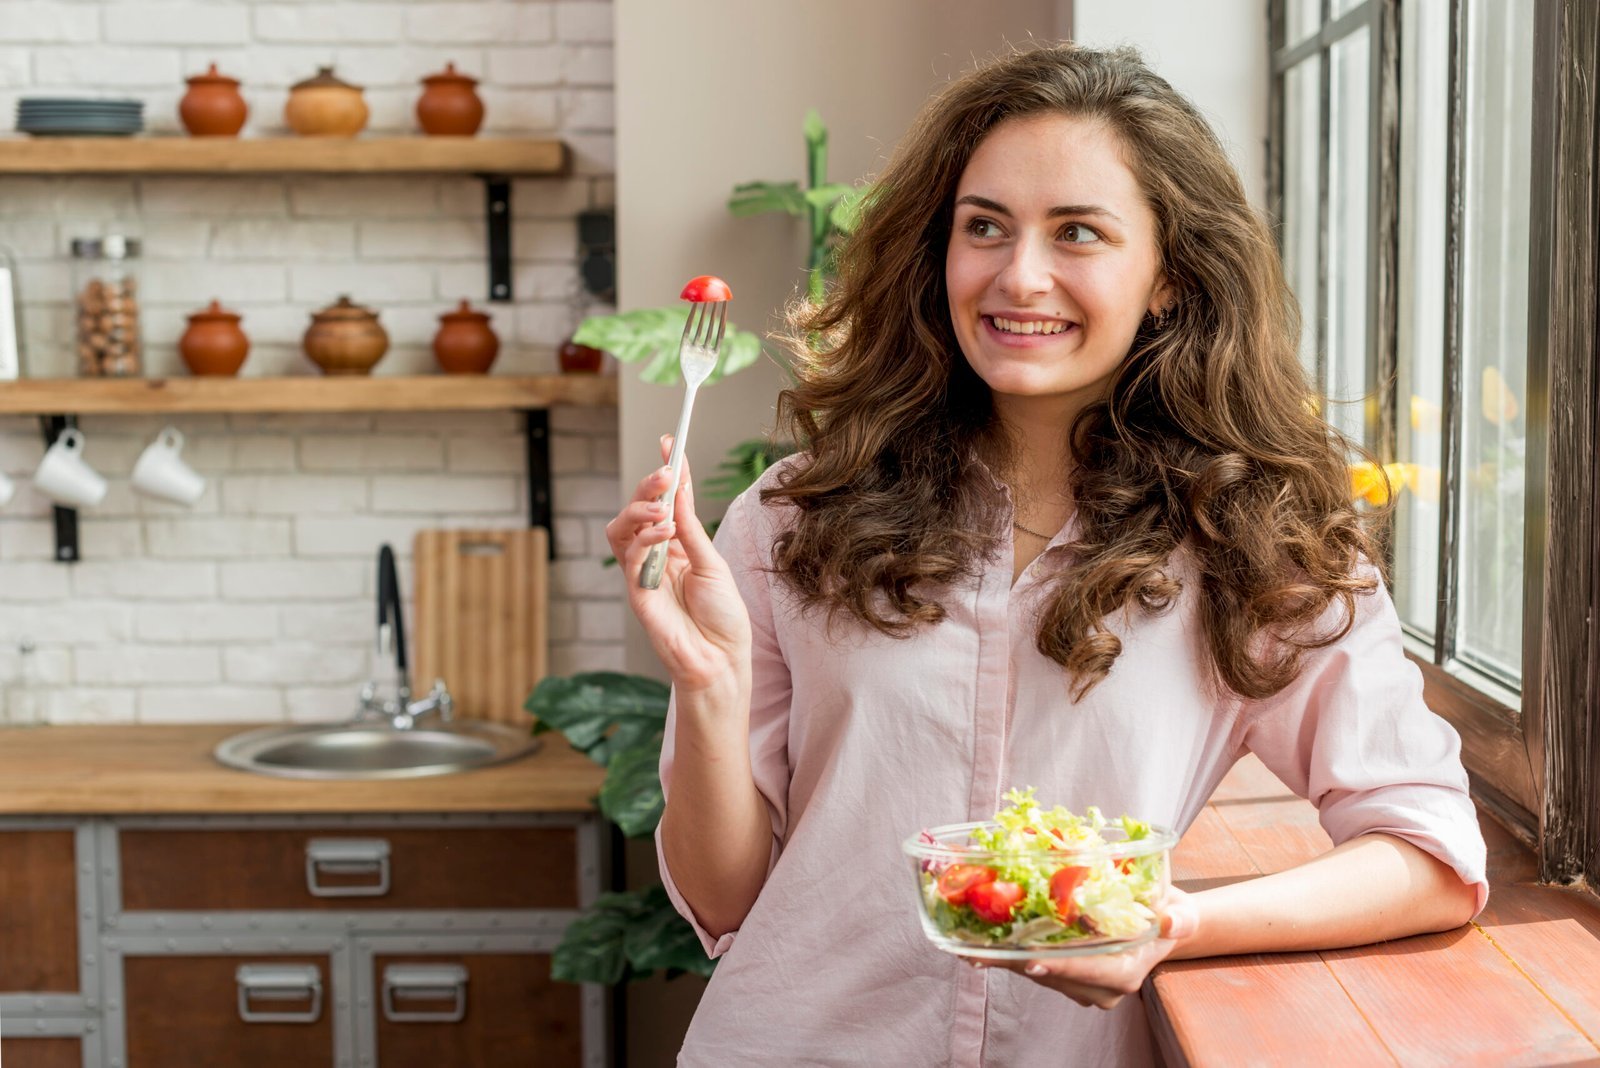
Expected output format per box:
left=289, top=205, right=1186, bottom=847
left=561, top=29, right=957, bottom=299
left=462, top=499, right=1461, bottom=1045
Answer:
left=15, top=97, right=144, bottom=137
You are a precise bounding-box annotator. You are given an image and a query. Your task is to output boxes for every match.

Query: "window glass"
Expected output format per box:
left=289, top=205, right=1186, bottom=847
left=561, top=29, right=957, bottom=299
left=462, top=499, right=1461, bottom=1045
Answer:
left=1393, top=0, right=1449, bottom=641
left=1286, top=0, right=1323, bottom=47
left=1456, top=0, right=1534, bottom=685
left=1283, top=57, right=1322, bottom=380
left=1325, top=27, right=1371, bottom=448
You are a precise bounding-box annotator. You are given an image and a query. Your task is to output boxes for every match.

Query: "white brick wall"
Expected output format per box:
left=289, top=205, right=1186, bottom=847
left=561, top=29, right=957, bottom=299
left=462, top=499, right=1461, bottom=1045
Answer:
left=0, top=1, right=625, bottom=726
left=0, top=409, right=624, bottom=724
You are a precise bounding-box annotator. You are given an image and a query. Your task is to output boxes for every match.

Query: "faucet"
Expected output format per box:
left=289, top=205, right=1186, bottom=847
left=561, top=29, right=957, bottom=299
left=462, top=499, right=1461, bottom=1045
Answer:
left=357, top=543, right=453, bottom=730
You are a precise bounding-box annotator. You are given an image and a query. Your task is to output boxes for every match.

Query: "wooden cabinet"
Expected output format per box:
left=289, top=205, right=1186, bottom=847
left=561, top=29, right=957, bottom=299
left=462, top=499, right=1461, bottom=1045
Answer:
left=124, top=956, right=334, bottom=1068
left=0, top=829, right=78, bottom=994
left=0, top=814, right=604, bottom=1068
left=0, top=1036, right=86, bottom=1068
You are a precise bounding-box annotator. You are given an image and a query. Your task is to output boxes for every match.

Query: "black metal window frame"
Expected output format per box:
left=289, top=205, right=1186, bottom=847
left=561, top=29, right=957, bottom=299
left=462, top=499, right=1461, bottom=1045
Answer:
left=1268, top=0, right=1600, bottom=886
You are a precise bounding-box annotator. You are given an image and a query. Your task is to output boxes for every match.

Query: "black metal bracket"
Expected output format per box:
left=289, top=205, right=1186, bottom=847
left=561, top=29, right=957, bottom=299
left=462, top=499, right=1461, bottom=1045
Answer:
left=522, top=409, right=553, bottom=559
left=38, top=414, right=79, bottom=563
left=483, top=176, right=512, bottom=303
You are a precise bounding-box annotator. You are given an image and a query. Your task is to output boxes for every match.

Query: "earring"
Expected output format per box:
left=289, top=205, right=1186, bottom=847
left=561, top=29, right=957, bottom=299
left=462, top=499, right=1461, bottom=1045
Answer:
left=1157, top=301, right=1175, bottom=329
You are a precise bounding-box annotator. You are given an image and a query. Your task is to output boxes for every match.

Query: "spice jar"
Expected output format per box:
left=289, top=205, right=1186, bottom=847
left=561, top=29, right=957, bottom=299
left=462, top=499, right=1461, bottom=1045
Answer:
left=180, top=62, right=248, bottom=137
left=303, top=295, right=388, bottom=375
left=416, top=62, right=485, bottom=136
left=179, top=299, right=250, bottom=376
left=433, top=299, right=499, bottom=373
left=70, top=235, right=143, bottom=378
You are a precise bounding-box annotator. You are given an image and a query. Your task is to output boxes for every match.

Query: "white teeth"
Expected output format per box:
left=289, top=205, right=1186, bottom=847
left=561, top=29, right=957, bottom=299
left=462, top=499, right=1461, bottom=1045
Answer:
left=991, top=316, right=1068, bottom=335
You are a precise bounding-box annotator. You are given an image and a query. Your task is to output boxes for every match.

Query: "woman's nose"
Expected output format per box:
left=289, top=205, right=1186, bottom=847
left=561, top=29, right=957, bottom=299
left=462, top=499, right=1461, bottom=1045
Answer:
left=996, top=238, right=1053, bottom=300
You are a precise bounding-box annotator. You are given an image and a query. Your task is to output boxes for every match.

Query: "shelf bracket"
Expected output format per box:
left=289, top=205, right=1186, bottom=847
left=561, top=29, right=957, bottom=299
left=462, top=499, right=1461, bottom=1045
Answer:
left=483, top=176, right=512, bottom=303
left=523, top=409, right=554, bottom=560
left=38, top=414, right=79, bottom=563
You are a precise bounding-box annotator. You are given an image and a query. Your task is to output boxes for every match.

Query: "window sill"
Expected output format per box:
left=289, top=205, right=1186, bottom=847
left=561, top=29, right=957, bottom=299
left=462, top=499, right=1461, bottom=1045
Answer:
left=1146, top=755, right=1600, bottom=1065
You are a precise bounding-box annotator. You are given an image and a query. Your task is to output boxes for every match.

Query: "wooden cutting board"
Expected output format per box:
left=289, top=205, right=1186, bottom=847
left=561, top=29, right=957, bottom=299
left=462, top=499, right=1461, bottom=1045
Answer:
left=411, top=528, right=548, bottom=726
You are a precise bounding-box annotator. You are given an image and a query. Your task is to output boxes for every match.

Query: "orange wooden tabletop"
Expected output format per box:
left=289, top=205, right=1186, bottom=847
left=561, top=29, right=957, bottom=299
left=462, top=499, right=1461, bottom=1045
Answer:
left=1148, top=755, right=1600, bottom=1067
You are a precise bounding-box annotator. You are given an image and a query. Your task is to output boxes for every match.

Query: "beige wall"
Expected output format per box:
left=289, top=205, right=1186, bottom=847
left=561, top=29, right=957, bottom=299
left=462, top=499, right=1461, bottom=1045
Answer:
left=1072, top=0, right=1270, bottom=208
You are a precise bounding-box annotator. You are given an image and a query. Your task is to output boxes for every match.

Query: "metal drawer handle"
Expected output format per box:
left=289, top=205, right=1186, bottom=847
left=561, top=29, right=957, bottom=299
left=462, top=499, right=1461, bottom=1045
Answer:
left=236, top=964, right=322, bottom=1024
left=382, top=964, right=469, bottom=1023
left=305, top=837, right=391, bottom=897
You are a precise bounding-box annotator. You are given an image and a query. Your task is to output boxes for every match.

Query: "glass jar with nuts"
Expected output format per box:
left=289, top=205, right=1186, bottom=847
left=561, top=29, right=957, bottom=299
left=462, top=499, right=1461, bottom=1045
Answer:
left=70, top=235, right=143, bottom=378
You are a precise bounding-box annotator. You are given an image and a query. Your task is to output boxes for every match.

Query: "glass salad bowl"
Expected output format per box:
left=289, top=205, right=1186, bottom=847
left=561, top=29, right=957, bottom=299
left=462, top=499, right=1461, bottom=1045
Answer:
left=902, top=793, right=1179, bottom=961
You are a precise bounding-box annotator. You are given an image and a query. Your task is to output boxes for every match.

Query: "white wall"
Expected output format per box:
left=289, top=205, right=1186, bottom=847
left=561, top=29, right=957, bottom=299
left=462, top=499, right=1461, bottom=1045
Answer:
left=1072, top=0, right=1270, bottom=208
left=0, top=0, right=625, bottom=723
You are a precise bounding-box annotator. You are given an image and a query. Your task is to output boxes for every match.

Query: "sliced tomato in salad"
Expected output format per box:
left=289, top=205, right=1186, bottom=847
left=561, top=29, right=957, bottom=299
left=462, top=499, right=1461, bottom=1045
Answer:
left=1048, top=865, right=1089, bottom=924
left=967, top=880, right=1025, bottom=925
left=1110, top=855, right=1136, bottom=874
left=679, top=275, right=732, bottom=302
left=935, top=864, right=997, bottom=906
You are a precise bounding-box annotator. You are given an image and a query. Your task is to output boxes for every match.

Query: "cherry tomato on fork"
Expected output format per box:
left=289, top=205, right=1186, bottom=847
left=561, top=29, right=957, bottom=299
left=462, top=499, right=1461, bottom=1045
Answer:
left=680, top=275, right=732, bottom=302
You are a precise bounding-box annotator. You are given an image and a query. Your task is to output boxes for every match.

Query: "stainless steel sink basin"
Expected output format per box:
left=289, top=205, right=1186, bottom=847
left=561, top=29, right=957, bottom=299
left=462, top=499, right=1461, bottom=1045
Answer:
left=214, top=721, right=541, bottom=780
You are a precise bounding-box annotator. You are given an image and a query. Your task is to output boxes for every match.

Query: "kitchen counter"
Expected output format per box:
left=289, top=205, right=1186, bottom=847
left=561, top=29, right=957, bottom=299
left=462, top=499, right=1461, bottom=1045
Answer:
left=0, top=724, right=605, bottom=814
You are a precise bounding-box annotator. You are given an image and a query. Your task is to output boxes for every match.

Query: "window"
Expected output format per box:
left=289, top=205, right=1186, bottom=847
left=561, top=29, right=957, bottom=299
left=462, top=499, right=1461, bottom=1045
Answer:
left=1270, top=0, right=1600, bottom=885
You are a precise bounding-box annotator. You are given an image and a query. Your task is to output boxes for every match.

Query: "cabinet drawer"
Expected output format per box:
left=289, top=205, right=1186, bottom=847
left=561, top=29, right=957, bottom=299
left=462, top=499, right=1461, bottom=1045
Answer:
left=0, top=1035, right=82, bottom=1068
left=371, top=952, right=582, bottom=1068
left=125, top=955, right=333, bottom=1068
left=118, top=826, right=579, bottom=911
left=0, top=830, right=79, bottom=993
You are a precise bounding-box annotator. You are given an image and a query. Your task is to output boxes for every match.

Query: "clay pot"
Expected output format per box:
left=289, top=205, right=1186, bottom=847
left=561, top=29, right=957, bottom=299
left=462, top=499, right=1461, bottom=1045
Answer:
left=303, top=296, right=388, bottom=375
left=284, top=67, right=368, bottom=137
left=433, top=299, right=499, bottom=374
left=179, top=300, right=249, bottom=376
left=180, top=63, right=248, bottom=137
left=416, top=62, right=485, bottom=137
left=558, top=334, right=605, bottom=374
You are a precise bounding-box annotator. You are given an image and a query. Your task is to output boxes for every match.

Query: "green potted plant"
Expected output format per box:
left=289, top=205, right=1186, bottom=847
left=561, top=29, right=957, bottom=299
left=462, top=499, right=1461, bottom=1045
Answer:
left=529, top=111, right=864, bottom=985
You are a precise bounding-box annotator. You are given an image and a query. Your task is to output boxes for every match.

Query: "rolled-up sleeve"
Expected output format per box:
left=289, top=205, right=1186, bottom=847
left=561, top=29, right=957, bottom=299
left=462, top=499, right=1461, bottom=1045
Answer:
left=655, top=486, right=794, bottom=958
left=1234, top=568, right=1489, bottom=915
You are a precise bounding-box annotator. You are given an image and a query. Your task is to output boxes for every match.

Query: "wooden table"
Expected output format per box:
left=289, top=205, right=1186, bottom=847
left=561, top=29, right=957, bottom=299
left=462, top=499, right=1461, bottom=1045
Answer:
left=1148, top=755, right=1600, bottom=1066
left=0, top=724, right=604, bottom=814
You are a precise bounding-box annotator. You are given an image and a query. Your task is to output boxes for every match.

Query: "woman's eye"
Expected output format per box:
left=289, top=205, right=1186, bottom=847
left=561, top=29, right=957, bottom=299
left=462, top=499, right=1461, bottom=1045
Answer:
left=963, top=217, right=1003, bottom=239
left=1061, top=222, right=1101, bottom=244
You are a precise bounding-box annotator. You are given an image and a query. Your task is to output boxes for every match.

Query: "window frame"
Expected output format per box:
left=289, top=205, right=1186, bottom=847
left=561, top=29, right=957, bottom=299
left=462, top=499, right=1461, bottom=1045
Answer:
left=1268, top=0, right=1600, bottom=884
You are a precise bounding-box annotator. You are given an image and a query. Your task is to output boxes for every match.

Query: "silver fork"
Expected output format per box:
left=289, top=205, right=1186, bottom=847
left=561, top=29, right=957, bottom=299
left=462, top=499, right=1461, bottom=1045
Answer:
left=638, top=300, right=727, bottom=589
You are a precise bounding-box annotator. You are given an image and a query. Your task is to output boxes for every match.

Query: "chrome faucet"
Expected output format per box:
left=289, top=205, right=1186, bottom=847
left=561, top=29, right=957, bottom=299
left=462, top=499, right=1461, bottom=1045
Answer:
left=357, top=543, right=454, bottom=730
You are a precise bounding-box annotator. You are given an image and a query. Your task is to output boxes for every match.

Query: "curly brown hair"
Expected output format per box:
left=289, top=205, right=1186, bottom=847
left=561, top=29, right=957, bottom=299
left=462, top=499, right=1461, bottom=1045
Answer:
left=763, top=42, right=1385, bottom=702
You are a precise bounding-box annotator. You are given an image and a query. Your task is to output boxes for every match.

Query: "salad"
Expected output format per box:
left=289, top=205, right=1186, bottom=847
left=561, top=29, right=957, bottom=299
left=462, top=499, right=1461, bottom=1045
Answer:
left=910, top=787, right=1168, bottom=952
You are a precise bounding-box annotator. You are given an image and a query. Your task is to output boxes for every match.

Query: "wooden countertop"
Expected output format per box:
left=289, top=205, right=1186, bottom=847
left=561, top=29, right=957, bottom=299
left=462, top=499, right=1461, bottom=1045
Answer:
left=0, top=725, right=605, bottom=814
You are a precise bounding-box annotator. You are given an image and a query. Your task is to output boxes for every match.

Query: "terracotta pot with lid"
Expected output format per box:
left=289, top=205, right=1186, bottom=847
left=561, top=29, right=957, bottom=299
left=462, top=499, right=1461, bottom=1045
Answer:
left=416, top=62, right=485, bottom=137
left=304, top=296, right=388, bottom=375
left=180, top=63, right=248, bottom=137
left=433, top=299, right=499, bottom=374
left=179, top=300, right=249, bottom=376
left=285, top=67, right=368, bottom=137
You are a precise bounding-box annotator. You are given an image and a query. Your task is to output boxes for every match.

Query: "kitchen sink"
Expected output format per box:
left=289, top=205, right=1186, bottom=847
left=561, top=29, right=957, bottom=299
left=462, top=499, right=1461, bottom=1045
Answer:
left=214, top=720, right=541, bottom=780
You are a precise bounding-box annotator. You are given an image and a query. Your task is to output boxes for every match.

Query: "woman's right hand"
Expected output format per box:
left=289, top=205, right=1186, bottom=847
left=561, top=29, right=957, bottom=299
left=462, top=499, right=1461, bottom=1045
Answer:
left=607, top=436, right=753, bottom=695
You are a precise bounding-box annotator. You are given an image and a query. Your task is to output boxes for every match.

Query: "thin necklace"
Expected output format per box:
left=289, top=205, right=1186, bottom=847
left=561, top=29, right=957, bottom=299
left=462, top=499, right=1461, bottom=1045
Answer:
left=1012, top=520, right=1054, bottom=540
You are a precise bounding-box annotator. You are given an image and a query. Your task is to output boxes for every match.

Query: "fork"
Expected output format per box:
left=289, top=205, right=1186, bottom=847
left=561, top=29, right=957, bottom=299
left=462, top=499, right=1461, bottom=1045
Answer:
left=638, top=300, right=727, bottom=589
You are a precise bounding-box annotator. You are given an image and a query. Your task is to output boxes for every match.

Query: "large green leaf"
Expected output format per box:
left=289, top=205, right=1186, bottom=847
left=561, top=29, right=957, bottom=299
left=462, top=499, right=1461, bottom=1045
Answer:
left=550, top=886, right=715, bottom=984
left=526, top=672, right=669, bottom=768
left=597, top=741, right=666, bottom=837
left=624, top=885, right=717, bottom=978
left=549, top=891, right=643, bottom=984
left=727, top=180, right=807, bottom=218
left=573, top=308, right=766, bottom=386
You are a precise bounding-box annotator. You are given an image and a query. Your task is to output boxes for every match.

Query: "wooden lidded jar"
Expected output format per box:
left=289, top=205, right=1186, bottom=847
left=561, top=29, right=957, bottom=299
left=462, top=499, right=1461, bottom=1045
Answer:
left=416, top=62, right=485, bottom=137
left=304, top=295, right=388, bottom=375
left=285, top=66, right=368, bottom=137
left=179, top=300, right=249, bottom=376
left=433, top=299, right=499, bottom=374
left=180, top=63, right=248, bottom=137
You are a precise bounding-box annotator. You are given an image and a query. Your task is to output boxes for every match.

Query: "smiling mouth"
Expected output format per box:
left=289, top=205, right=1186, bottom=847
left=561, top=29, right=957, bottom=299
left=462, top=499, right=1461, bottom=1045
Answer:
left=983, top=315, right=1076, bottom=337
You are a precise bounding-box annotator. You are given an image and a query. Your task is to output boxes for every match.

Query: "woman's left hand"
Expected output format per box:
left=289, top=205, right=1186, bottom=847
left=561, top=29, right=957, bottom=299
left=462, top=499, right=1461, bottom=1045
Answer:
left=964, top=887, right=1199, bottom=1010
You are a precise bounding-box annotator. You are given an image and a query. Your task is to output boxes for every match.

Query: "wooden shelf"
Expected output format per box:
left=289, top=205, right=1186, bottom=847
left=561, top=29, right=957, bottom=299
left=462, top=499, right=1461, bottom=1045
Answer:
left=0, top=374, right=616, bottom=415
left=0, top=136, right=567, bottom=175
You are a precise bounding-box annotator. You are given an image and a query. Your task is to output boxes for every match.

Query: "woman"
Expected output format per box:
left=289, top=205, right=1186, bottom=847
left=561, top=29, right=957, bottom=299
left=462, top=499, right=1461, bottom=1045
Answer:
left=609, top=43, right=1485, bottom=1067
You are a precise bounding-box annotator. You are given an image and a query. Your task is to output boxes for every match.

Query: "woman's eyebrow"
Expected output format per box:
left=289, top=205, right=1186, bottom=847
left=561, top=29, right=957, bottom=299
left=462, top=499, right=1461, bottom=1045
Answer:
left=954, top=193, right=1124, bottom=224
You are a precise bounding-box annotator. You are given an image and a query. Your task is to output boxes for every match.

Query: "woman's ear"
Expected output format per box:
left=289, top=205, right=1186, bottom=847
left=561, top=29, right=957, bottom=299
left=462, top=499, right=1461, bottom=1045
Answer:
left=1148, top=276, right=1178, bottom=318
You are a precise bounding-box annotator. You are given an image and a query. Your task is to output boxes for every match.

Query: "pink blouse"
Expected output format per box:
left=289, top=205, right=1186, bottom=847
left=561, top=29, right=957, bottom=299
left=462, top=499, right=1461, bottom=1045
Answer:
left=657, top=459, right=1488, bottom=1067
